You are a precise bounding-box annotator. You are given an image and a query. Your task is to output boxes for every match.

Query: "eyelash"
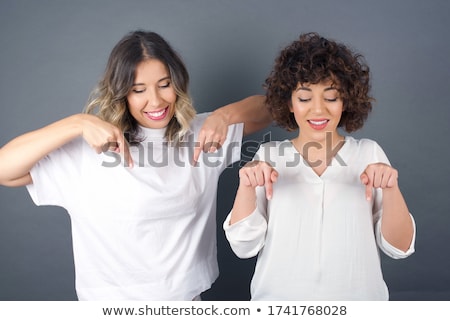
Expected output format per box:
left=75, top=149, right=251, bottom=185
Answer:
left=298, top=98, right=338, bottom=102
left=132, top=82, right=171, bottom=93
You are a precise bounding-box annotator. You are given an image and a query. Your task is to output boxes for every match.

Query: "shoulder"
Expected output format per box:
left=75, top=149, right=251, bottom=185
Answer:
left=255, top=140, right=292, bottom=161
left=53, top=136, right=86, bottom=155
left=259, top=140, right=291, bottom=150
left=345, top=136, right=382, bottom=150
left=345, top=136, right=388, bottom=162
left=34, top=137, right=87, bottom=174
left=189, top=113, right=209, bottom=132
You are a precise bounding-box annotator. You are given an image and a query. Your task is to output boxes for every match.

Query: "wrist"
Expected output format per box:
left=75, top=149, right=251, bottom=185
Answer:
left=211, top=107, right=231, bottom=126
left=382, top=183, right=401, bottom=195
left=237, top=183, right=258, bottom=197
left=71, top=113, right=88, bottom=136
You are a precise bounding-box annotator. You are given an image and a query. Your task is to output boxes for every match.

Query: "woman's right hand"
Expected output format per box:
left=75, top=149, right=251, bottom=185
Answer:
left=228, top=160, right=278, bottom=225
left=79, top=114, right=133, bottom=167
left=239, top=160, right=278, bottom=200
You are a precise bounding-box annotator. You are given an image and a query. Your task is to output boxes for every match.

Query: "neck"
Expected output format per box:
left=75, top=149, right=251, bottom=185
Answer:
left=294, top=131, right=344, bottom=152
left=292, top=132, right=345, bottom=175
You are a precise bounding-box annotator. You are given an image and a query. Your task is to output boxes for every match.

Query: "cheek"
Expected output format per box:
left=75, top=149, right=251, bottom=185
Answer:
left=164, top=90, right=178, bottom=105
left=289, top=97, right=295, bottom=112
left=163, top=91, right=178, bottom=117
left=126, top=95, right=144, bottom=116
left=330, top=103, right=344, bottom=117
left=290, top=103, right=307, bottom=118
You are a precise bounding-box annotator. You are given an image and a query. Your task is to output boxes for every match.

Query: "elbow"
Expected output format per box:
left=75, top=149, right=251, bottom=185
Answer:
left=396, top=239, right=414, bottom=254
left=0, top=154, right=33, bottom=187
left=0, top=168, right=10, bottom=186
left=0, top=173, right=32, bottom=187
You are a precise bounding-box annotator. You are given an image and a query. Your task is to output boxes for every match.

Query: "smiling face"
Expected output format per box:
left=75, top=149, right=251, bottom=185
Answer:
left=290, top=81, right=344, bottom=144
left=127, top=58, right=177, bottom=129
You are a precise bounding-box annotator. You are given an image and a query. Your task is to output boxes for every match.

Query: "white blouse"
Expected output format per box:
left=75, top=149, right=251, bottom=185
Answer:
left=224, top=137, right=415, bottom=301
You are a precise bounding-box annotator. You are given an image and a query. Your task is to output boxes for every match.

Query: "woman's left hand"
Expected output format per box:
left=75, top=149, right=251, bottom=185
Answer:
left=360, top=162, right=399, bottom=201
left=193, top=110, right=229, bottom=164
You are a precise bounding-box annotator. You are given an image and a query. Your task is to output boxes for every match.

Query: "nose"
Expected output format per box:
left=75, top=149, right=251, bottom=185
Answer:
left=311, top=98, right=325, bottom=114
left=147, top=88, right=163, bottom=108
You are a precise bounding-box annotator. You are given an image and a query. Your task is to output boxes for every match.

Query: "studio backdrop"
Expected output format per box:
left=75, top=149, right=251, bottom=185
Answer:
left=0, top=0, right=449, bottom=300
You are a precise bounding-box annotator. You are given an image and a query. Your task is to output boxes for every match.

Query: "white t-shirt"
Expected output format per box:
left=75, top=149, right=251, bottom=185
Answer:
left=224, top=137, right=416, bottom=301
left=27, top=113, right=243, bottom=300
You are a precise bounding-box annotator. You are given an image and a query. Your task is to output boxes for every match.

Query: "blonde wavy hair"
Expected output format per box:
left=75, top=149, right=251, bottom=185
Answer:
left=84, top=30, right=196, bottom=144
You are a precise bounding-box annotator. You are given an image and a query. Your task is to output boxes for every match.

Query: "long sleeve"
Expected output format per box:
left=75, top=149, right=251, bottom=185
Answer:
left=369, top=141, right=416, bottom=258
left=223, top=193, right=267, bottom=258
left=224, top=170, right=269, bottom=258
left=374, top=211, right=416, bottom=259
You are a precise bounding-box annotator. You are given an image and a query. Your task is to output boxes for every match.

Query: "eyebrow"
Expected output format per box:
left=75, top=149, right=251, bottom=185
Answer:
left=295, top=86, right=338, bottom=92
left=132, top=76, right=171, bottom=86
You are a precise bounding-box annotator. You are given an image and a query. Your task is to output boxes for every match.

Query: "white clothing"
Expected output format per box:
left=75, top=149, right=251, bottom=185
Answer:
left=224, top=137, right=415, bottom=301
left=27, top=113, right=243, bottom=300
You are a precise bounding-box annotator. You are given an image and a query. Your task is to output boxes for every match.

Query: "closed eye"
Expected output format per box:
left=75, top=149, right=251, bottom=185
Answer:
left=159, top=80, right=171, bottom=89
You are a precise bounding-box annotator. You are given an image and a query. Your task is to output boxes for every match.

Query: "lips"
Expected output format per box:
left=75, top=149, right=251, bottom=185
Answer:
left=144, top=107, right=169, bottom=121
left=308, top=119, right=329, bottom=130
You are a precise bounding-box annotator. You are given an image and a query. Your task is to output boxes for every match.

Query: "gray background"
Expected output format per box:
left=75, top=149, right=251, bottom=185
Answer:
left=0, top=0, right=449, bottom=300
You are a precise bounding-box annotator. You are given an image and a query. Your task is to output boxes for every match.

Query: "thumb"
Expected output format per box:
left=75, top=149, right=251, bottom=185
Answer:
left=360, top=172, right=372, bottom=201
left=192, top=146, right=201, bottom=167
left=360, top=172, right=368, bottom=185
left=192, top=133, right=205, bottom=166
left=271, top=170, right=278, bottom=183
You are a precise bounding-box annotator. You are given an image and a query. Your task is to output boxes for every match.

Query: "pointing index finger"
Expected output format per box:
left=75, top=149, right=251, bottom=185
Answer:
left=117, top=135, right=133, bottom=168
left=264, top=167, right=278, bottom=200
left=193, top=142, right=201, bottom=166
left=123, top=141, right=133, bottom=168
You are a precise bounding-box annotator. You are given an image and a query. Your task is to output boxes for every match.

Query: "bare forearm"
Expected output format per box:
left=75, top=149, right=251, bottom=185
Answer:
left=212, top=95, right=272, bottom=136
left=0, top=114, right=84, bottom=186
left=229, top=185, right=257, bottom=225
left=380, top=186, right=414, bottom=252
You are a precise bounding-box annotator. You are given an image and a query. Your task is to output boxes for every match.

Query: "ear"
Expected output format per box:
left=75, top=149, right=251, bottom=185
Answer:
left=288, top=101, right=294, bottom=113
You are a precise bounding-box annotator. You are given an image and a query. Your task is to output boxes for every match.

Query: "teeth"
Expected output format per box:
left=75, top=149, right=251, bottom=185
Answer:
left=309, top=120, right=328, bottom=125
left=147, top=108, right=166, bottom=117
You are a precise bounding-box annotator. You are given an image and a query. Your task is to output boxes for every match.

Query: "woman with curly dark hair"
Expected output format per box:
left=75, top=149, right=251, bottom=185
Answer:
left=223, top=33, right=416, bottom=300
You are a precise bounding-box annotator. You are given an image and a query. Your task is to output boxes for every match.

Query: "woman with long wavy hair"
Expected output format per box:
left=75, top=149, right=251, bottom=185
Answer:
left=0, top=30, right=271, bottom=300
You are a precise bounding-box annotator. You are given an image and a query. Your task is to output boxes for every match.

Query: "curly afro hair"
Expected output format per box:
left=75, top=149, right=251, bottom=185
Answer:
left=264, top=32, right=374, bottom=132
